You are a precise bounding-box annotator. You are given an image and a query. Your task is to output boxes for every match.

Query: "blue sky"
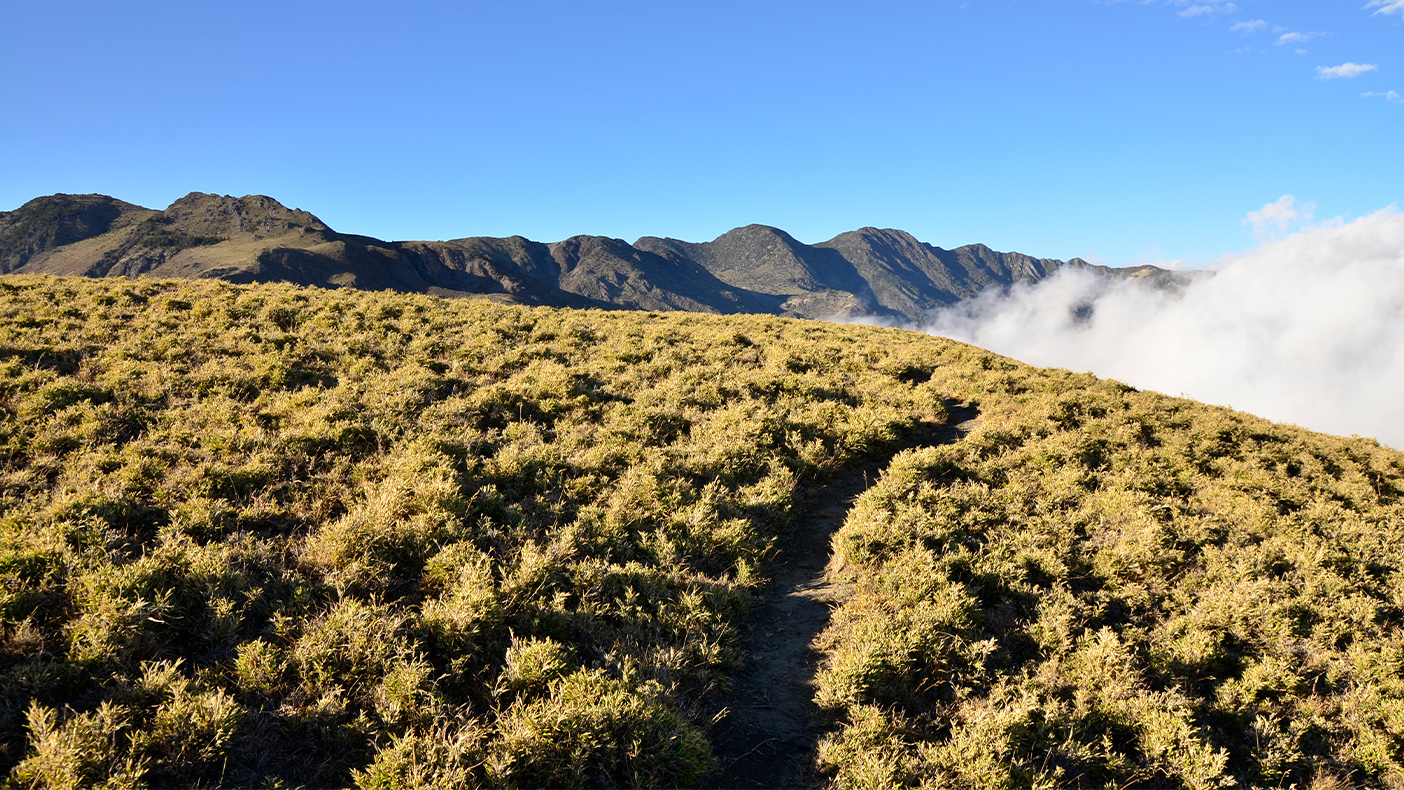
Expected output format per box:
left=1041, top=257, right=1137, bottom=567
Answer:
left=1, top=0, right=1399, bottom=265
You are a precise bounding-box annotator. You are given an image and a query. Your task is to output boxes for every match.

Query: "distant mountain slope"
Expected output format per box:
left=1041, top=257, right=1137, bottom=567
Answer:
left=2, top=192, right=1192, bottom=321
left=635, top=225, right=1142, bottom=321
left=817, top=229, right=1071, bottom=319
left=0, top=194, right=156, bottom=273
left=548, top=234, right=782, bottom=314
left=635, top=225, right=867, bottom=296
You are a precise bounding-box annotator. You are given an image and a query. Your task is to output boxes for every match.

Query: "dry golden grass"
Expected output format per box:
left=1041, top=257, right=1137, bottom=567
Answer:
left=816, top=363, right=1404, bottom=788
left=0, top=275, right=945, bottom=788
left=3, top=274, right=1403, bottom=788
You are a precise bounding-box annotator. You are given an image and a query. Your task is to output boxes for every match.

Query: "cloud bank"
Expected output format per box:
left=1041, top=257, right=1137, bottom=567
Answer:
left=922, top=205, right=1404, bottom=447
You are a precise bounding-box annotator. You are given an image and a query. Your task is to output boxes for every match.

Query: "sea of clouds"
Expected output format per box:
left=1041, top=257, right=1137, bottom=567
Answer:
left=922, top=200, right=1404, bottom=448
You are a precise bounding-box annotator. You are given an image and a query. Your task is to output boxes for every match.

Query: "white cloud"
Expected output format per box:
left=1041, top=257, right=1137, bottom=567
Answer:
left=1277, top=31, right=1323, bottom=45
left=1363, top=89, right=1403, bottom=102
left=1367, top=0, right=1404, bottom=16
left=1230, top=19, right=1270, bottom=32
left=1317, top=62, right=1379, bottom=79
left=1173, top=1, right=1237, bottom=17
left=1244, top=195, right=1315, bottom=239
left=921, top=207, right=1404, bottom=448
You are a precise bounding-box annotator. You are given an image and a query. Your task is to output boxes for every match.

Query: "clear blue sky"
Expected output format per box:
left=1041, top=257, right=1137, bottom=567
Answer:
left=1, top=0, right=1399, bottom=265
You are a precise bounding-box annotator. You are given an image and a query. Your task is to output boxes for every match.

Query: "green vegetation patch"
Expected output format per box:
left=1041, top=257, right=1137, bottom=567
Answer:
left=136, top=230, right=226, bottom=251
left=816, top=366, right=1404, bottom=788
left=0, top=275, right=946, bottom=787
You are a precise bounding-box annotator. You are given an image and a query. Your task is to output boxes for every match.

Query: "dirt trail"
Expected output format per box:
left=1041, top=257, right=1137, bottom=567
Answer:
left=707, top=405, right=980, bottom=789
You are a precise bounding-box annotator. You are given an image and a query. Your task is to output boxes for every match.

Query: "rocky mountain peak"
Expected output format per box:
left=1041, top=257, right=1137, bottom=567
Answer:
left=162, top=193, right=331, bottom=238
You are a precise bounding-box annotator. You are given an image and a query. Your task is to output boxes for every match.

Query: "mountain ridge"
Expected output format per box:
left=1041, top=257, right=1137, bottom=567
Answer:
left=1, top=192, right=1191, bottom=322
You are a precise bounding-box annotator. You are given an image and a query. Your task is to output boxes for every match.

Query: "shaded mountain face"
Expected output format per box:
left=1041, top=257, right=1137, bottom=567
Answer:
left=2, top=193, right=1192, bottom=321
left=636, top=225, right=1150, bottom=321
left=636, top=224, right=866, bottom=297
left=0, top=194, right=155, bottom=274
left=820, top=229, right=1067, bottom=306
left=546, top=235, right=781, bottom=314
left=3, top=193, right=604, bottom=310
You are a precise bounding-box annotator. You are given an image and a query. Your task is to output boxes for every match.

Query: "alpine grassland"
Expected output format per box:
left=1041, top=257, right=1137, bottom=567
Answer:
left=0, top=275, right=1402, bottom=788
left=0, top=275, right=943, bottom=788
left=815, top=363, right=1404, bottom=788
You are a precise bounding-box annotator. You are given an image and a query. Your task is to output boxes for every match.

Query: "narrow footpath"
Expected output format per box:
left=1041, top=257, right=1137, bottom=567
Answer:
left=708, top=405, right=980, bottom=789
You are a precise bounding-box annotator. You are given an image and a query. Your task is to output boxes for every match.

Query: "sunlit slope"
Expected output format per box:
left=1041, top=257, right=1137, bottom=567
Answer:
left=0, top=275, right=945, bottom=788
left=816, top=354, right=1404, bottom=787
left=0, top=275, right=1401, bottom=789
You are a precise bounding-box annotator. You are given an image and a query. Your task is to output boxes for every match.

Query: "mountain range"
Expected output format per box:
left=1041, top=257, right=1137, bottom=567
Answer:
left=0, top=192, right=1187, bottom=322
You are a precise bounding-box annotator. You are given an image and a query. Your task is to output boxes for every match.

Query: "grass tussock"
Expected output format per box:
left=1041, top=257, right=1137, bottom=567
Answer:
left=0, top=275, right=947, bottom=788
left=816, top=365, right=1404, bottom=788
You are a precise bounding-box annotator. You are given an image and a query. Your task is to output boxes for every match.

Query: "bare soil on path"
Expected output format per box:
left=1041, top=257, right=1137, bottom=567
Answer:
left=706, top=405, right=979, bottom=789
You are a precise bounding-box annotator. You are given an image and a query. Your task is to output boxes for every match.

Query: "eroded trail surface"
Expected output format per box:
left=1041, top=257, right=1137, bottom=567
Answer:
left=708, top=406, right=980, bottom=789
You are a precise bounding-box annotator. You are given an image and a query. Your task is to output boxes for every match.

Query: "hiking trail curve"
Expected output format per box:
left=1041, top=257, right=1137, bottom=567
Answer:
left=707, top=404, right=980, bottom=788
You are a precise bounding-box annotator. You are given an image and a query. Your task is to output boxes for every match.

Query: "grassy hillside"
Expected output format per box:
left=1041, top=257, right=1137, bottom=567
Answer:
left=815, top=364, right=1404, bottom=787
left=0, top=275, right=1401, bottom=788
left=0, top=275, right=944, bottom=788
